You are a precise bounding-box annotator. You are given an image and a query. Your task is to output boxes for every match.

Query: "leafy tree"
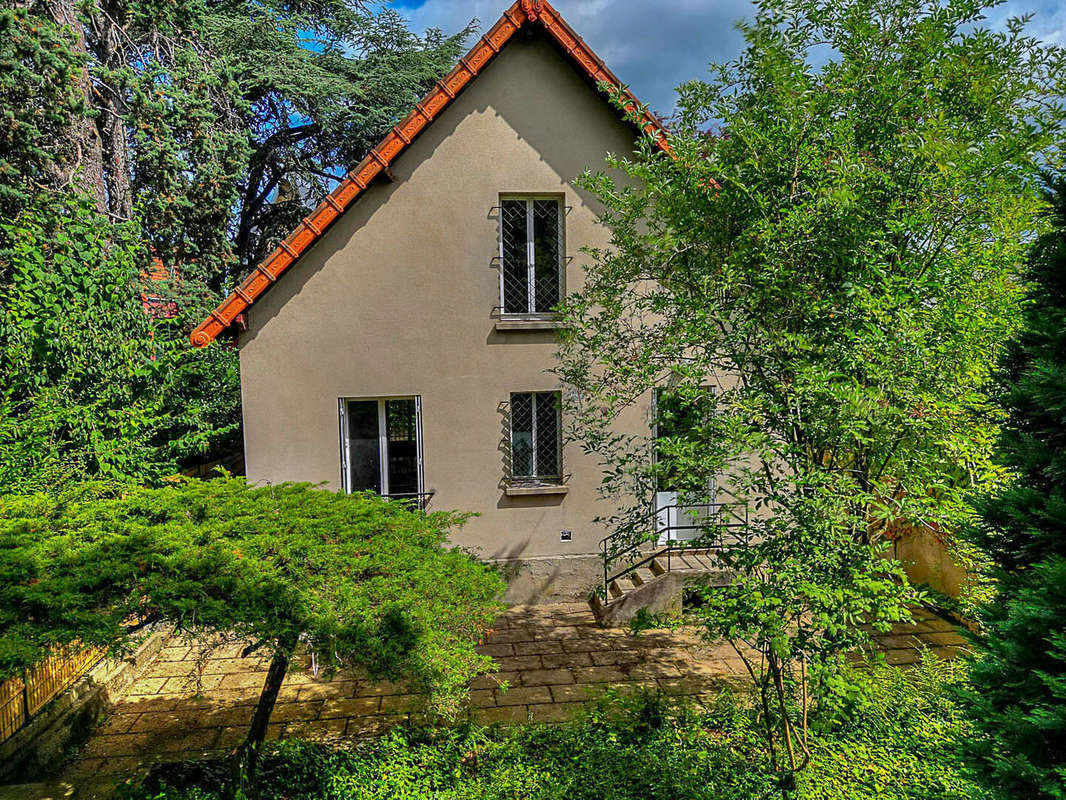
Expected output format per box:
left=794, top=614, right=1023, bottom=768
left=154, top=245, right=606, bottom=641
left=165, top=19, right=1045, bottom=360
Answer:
left=0, top=193, right=240, bottom=492
left=23, top=0, right=472, bottom=293
left=963, top=177, right=1066, bottom=799
left=559, top=0, right=1063, bottom=791
left=0, top=478, right=504, bottom=797
left=0, top=1, right=472, bottom=480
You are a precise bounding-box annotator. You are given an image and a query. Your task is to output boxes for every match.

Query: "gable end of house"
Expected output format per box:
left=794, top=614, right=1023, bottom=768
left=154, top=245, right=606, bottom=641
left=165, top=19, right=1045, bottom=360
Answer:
left=189, top=0, right=668, bottom=347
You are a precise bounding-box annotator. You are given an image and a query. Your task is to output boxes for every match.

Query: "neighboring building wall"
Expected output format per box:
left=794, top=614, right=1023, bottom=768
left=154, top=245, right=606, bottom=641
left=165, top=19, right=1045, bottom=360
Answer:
left=238, top=33, right=649, bottom=595
left=892, top=528, right=970, bottom=599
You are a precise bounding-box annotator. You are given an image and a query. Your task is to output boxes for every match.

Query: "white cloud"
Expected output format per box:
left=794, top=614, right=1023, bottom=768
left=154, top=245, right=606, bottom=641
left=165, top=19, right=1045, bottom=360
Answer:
left=398, top=0, right=754, bottom=114
left=396, top=0, right=1064, bottom=115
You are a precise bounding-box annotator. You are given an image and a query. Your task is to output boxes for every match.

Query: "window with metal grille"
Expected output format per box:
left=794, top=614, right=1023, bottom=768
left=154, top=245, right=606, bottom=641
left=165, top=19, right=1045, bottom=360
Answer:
left=500, top=197, right=563, bottom=315
left=509, top=391, right=562, bottom=482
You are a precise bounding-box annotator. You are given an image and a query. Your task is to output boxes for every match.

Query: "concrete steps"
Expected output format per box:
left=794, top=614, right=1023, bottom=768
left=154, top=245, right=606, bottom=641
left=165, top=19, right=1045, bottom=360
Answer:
left=590, top=548, right=734, bottom=627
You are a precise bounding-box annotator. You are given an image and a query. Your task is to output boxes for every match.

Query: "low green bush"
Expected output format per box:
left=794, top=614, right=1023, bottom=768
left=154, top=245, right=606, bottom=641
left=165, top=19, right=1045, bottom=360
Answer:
left=119, top=654, right=993, bottom=800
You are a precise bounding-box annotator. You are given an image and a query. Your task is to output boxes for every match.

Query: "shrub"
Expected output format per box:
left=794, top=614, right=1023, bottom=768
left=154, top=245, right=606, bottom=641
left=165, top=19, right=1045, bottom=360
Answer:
left=0, top=478, right=504, bottom=797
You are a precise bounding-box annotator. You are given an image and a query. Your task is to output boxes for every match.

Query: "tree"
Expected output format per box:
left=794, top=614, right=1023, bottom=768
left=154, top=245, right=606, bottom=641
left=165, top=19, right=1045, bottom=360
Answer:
left=963, top=177, right=1066, bottom=799
left=559, top=0, right=1063, bottom=792
left=0, top=193, right=240, bottom=492
left=0, top=478, right=505, bottom=797
left=0, top=7, right=85, bottom=238
left=18, top=0, right=473, bottom=294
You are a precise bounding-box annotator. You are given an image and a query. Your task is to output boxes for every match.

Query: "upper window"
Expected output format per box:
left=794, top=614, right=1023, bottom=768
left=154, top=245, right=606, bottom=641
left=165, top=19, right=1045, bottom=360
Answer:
left=500, top=197, right=563, bottom=316
left=510, top=391, right=562, bottom=483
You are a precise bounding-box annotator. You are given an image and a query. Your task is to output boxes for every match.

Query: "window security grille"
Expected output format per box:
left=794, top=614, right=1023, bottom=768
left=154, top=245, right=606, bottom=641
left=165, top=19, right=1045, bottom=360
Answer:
left=510, top=391, right=561, bottom=481
left=500, top=197, right=563, bottom=315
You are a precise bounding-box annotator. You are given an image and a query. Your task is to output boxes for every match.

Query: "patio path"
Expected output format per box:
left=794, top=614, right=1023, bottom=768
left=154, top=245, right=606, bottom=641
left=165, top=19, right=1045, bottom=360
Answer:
left=61, top=603, right=965, bottom=797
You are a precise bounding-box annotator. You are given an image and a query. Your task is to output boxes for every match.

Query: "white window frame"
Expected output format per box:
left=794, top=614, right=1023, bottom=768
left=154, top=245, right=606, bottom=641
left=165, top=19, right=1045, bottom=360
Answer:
left=509, top=390, right=563, bottom=483
left=339, top=396, right=424, bottom=498
left=499, top=195, right=565, bottom=318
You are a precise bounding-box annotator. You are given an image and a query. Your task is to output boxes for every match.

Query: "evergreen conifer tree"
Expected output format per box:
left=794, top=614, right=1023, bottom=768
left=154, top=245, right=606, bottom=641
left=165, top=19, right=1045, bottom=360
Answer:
left=966, top=176, right=1066, bottom=799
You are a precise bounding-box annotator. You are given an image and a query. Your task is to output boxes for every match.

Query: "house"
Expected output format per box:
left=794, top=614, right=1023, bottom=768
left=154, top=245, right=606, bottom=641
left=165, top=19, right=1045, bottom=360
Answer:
left=190, top=0, right=678, bottom=603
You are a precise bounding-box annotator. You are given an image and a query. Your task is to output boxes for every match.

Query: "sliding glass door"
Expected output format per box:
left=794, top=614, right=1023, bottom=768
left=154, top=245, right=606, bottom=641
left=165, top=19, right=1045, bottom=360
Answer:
left=340, top=397, right=423, bottom=501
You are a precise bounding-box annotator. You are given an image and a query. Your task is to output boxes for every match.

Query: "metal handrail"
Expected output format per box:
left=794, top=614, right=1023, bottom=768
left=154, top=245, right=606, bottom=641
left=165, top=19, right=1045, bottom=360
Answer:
left=599, top=502, right=749, bottom=600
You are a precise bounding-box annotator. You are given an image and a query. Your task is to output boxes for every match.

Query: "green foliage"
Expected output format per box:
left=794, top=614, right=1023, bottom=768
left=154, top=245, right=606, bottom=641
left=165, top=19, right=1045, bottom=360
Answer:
left=560, top=0, right=1063, bottom=784
left=0, top=7, right=84, bottom=226
left=0, top=477, right=504, bottom=716
left=0, top=194, right=240, bottom=492
left=962, top=177, right=1066, bottom=799
left=119, top=0, right=252, bottom=287
left=0, top=194, right=166, bottom=489
left=118, top=658, right=989, bottom=800
left=807, top=654, right=990, bottom=799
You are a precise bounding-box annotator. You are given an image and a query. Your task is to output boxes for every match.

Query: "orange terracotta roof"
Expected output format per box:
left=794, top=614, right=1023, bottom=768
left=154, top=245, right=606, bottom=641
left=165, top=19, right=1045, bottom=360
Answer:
left=142, top=258, right=180, bottom=320
left=190, top=0, right=669, bottom=346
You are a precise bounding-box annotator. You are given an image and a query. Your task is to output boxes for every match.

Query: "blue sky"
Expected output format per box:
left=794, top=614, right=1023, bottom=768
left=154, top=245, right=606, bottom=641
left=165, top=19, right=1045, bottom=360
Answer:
left=394, top=0, right=1066, bottom=116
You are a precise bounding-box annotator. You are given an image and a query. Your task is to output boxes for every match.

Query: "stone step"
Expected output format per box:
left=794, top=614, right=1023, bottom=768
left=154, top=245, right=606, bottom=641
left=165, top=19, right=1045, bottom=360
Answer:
left=627, top=568, right=656, bottom=588
left=589, top=548, right=739, bottom=627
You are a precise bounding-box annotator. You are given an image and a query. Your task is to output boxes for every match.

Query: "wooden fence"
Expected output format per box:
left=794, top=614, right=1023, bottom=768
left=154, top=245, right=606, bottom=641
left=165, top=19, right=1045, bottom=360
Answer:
left=0, top=644, right=106, bottom=745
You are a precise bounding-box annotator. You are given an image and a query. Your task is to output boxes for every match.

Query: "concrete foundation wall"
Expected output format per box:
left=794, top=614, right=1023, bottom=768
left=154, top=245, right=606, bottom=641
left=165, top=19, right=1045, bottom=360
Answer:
left=494, top=554, right=604, bottom=605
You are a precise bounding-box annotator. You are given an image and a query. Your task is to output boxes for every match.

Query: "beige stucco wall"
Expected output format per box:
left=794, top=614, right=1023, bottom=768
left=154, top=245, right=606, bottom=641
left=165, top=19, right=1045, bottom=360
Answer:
left=238, top=33, right=649, bottom=575
left=892, top=528, right=970, bottom=599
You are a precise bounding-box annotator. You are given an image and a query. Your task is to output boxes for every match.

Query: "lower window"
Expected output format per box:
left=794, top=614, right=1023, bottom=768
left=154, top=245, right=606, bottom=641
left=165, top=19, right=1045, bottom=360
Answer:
left=340, top=397, right=424, bottom=502
left=510, top=391, right=561, bottom=483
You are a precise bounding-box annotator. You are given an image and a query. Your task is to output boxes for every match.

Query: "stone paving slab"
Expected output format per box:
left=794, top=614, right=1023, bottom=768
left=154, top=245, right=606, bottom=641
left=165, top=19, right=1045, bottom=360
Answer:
left=57, top=603, right=963, bottom=797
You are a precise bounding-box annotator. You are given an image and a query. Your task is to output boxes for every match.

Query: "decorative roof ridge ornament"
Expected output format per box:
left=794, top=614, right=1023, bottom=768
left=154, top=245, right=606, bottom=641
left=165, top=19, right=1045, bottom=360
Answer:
left=521, top=0, right=544, bottom=21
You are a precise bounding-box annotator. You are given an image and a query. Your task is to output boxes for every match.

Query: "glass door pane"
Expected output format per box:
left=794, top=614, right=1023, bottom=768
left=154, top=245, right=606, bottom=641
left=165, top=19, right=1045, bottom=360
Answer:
left=347, top=400, right=381, bottom=493
left=654, top=388, right=716, bottom=543
left=385, top=399, right=419, bottom=496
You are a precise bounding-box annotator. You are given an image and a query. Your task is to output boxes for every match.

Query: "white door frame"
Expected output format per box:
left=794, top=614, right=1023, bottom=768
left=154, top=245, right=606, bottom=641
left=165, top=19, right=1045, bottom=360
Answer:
left=652, top=386, right=717, bottom=544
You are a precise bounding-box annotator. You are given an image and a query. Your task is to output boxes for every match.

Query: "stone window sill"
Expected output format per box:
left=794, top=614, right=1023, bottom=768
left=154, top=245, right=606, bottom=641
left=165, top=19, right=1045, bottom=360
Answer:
left=504, top=483, right=569, bottom=497
left=495, top=318, right=567, bottom=332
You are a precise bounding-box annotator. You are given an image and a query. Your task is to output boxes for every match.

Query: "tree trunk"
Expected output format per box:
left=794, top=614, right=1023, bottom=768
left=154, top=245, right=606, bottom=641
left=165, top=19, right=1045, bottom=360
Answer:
left=43, top=0, right=108, bottom=213
left=93, top=2, right=132, bottom=220
left=226, top=634, right=298, bottom=800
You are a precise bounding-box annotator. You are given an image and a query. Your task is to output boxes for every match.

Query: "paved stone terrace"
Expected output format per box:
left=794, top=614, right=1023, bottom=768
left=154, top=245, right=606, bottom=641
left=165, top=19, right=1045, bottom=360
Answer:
left=60, top=603, right=965, bottom=796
